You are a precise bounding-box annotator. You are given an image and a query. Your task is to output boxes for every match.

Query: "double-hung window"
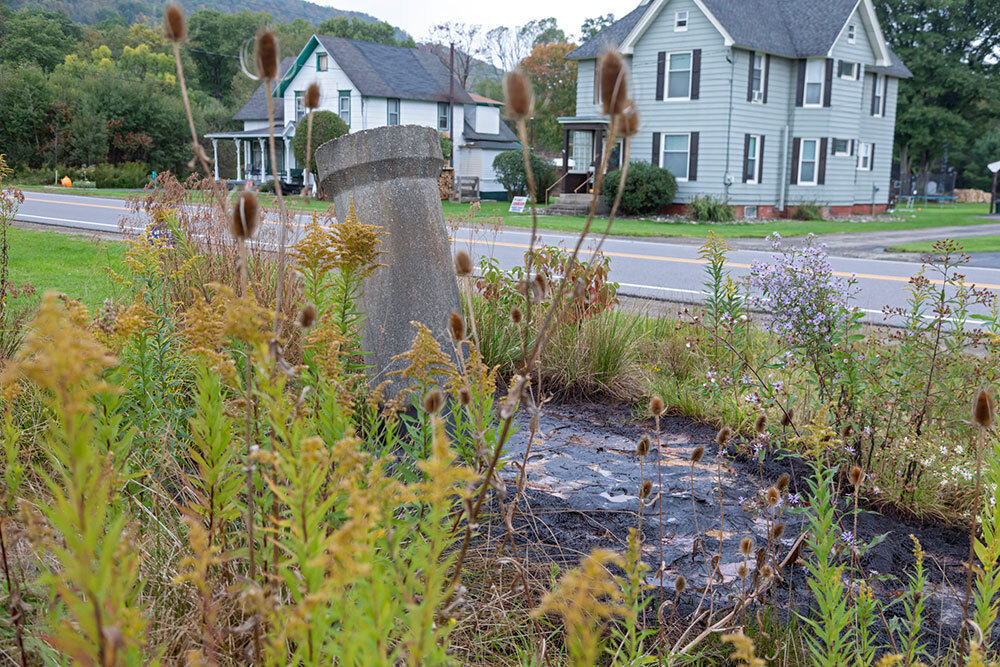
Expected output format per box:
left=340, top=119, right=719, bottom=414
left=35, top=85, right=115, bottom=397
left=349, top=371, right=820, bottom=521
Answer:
left=751, top=52, right=764, bottom=102
left=804, top=59, right=824, bottom=106
left=746, top=134, right=761, bottom=183
left=294, top=91, right=305, bottom=122
left=858, top=142, right=874, bottom=171
left=338, top=91, right=350, bottom=126
left=316, top=53, right=328, bottom=71
left=437, top=102, right=450, bottom=131
left=674, top=11, right=688, bottom=31
left=873, top=74, right=886, bottom=117
left=387, top=98, right=400, bottom=125
left=798, top=138, right=819, bottom=185
left=848, top=24, right=857, bottom=44
left=662, top=133, right=690, bottom=181
left=667, top=52, right=692, bottom=100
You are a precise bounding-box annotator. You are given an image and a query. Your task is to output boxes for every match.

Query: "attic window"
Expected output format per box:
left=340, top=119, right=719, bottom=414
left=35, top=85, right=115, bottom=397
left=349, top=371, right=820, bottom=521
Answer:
left=317, top=53, right=328, bottom=71
left=674, top=11, right=688, bottom=32
left=848, top=24, right=857, bottom=44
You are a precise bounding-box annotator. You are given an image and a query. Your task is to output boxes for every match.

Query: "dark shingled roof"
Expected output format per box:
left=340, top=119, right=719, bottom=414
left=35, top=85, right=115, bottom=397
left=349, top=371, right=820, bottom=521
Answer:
left=567, top=0, right=911, bottom=77
left=315, top=36, right=474, bottom=104
left=870, top=50, right=913, bottom=79
left=462, top=118, right=521, bottom=149
left=233, top=57, right=296, bottom=122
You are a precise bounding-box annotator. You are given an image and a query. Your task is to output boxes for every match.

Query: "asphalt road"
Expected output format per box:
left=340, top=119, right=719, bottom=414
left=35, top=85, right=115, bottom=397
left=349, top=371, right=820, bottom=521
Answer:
left=15, top=191, right=1000, bottom=326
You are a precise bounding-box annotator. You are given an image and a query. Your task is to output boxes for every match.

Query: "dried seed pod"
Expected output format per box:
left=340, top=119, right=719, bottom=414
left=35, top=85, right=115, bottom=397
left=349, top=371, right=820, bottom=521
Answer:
left=841, top=423, right=855, bottom=439
left=533, top=273, right=548, bottom=297
left=458, top=386, right=472, bottom=406
left=256, top=29, right=279, bottom=80
left=674, top=575, right=687, bottom=594
left=771, top=522, right=786, bottom=541
left=740, top=536, right=754, bottom=556
left=690, top=445, right=705, bottom=463
left=305, top=82, right=321, bottom=109
left=849, top=465, right=864, bottom=487
left=423, top=389, right=444, bottom=414
left=640, top=480, right=653, bottom=499
left=716, top=425, right=732, bottom=446
left=449, top=312, right=465, bottom=341
left=776, top=473, right=790, bottom=492
left=619, top=103, right=640, bottom=136
left=455, top=250, right=473, bottom=276
left=510, top=306, right=523, bottom=324
left=780, top=409, right=794, bottom=428
left=573, top=278, right=586, bottom=301
left=973, top=388, right=995, bottom=429
left=754, top=413, right=767, bottom=434
left=297, top=303, right=316, bottom=329
left=599, top=51, right=628, bottom=115
left=760, top=565, right=773, bottom=580
left=636, top=435, right=651, bottom=457
left=737, top=563, right=748, bottom=579
left=765, top=486, right=780, bottom=506
left=230, top=191, right=259, bottom=239
left=650, top=395, right=664, bottom=417
left=164, top=5, right=186, bottom=42
left=502, top=70, right=533, bottom=120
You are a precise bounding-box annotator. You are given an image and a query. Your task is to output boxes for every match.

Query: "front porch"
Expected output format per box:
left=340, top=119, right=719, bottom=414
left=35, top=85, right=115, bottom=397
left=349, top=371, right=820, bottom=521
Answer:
left=204, top=124, right=301, bottom=187
left=556, top=116, right=624, bottom=195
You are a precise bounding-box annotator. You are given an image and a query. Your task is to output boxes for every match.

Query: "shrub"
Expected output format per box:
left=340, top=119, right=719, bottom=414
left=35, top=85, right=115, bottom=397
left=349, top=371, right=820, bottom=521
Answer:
left=603, top=161, right=676, bottom=216
left=92, top=162, right=149, bottom=189
left=492, top=150, right=557, bottom=201
left=291, top=110, right=349, bottom=174
left=440, top=133, right=453, bottom=161
left=794, top=201, right=824, bottom=220
left=689, top=194, right=735, bottom=223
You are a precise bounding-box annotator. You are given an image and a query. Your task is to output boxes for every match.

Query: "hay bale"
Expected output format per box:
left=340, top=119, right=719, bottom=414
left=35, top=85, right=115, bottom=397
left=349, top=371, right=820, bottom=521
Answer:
left=955, top=188, right=992, bottom=203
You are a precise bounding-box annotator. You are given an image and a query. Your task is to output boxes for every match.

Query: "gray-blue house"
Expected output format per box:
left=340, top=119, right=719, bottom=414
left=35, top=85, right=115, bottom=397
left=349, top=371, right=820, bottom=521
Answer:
left=559, top=0, right=912, bottom=217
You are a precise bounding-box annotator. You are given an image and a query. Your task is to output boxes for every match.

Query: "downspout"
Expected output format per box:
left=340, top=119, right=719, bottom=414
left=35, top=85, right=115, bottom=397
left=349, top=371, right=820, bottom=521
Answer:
left=724, top=48, right=735, bottom=200
left=778, top=125, right=788, bottom=211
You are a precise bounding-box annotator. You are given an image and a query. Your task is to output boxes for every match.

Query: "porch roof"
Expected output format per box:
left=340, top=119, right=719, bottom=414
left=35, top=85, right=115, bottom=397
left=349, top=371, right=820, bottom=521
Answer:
left=205, top=124, right=291, bottom=140
left=558, top=116, right=609, bottom=130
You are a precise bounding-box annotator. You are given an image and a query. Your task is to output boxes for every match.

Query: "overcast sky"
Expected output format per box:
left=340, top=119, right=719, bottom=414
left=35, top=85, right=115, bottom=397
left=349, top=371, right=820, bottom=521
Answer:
left=312, top=0, right=627, bottom=43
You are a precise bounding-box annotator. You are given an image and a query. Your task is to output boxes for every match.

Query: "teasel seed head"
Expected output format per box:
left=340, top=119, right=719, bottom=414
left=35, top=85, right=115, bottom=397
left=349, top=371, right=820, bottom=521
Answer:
left=636, top=435, right=651, bottom=457
left=765, top=486, right=780, bottom=506
left=305, top=82, right=321, bottom=109
left=771, top=522, right=786, bottom=541
left=164, top=5, right=186, bottom=41
left=973, top=388, right=995, bottom=429
left=650, top=395, right=664, bottom=417
left=533, top=273, right=548, bottom=297
left=754, top=413, right=767, bottom=434
left=619, top=102, right=640, bottom=137
left=511, top=306, right=523, bottom=324
left=849, top=465, right=864, bottom=487
left=230, top=191, right=259, bottom=239
left=455, top=250, right=473, bottom=276
left=458, top=386, right=472, bottom=406
left=256, top=29, right=279, bottom=80
left=449, top=312, right=465, bottom=341
left=841, top=423, right=855, bottom=439
left=502, top=70, right=533, bottom=120
left=690, top=445, right=705, bottom=463
left=740, top=536, right=754, bottom=556
left=674, top=575, right=687, bottom=594
left=598, top=50, right=628, bottom=116
left=776, top=473, right=790, bottom=492
left=297, top=303, right=316, bottom=329
left=780, top=409, right=794, bottom=428
left=737, top=563, right=749, bottom=579
left=640, top=480, right=653, bottom=500
left=761, top=565, right=774, bottom=580
left=716, top=425, right=732, bottom=446
left=423, top=389, right=444, bottom=414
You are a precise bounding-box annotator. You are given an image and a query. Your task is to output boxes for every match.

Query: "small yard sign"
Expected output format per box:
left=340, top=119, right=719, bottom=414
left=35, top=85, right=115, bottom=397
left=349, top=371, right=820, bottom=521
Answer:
left=509, top=196, right=528, bottom=213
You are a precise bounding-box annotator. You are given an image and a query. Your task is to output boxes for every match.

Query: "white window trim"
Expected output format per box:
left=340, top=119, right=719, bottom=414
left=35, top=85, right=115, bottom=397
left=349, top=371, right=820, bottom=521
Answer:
left=873, top=74, right=885, bottom=117
left=798, top=138, right=819, bottom=186
left=751, top=53, right=765, bottom=103
left=674, top=10, right=688, bottom=32
left=437, top=102, right=450, bottom=131
left=294, top=91, right=305, bottom=123
left=803, top=59, right=825, bottom=108
left=839, top=61, right=859, bottom=80
left=847, top=24, right=857, bottom=44
left=387, top=98, right=401, bottom=126
left=661, top=132, right=691, bottom=182
left=833, top=139, right=852, bottom=157
left=338, top=91, right=351, bottom=126
left=666, top=51, right=693, bottom=101
left=857, top=142, right=873, bottom=171
left=746, top=134, right=762, bottom=184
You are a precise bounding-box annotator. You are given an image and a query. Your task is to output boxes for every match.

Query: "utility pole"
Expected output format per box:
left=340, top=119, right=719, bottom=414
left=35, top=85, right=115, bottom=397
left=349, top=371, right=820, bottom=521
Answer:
left=449, top=42, right=455, bottom=169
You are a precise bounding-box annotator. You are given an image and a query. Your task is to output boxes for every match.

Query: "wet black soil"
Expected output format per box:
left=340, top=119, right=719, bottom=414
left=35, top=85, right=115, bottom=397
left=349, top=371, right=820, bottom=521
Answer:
left=487, top=401, right=973, bottom=649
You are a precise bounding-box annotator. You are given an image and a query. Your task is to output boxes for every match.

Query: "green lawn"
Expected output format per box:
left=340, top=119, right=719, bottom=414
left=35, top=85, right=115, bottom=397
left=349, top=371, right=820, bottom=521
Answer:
left=7, top=225, right=126, bottom=311
left=19, top=185, right=995, bottom=240
left=889, top=235, right=1000, bottom=254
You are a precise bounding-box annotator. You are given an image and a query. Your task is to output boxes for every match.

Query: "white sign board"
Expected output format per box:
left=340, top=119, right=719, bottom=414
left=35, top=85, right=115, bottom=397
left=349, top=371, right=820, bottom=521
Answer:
left=989, top=160, right=1000, bottom=174
left=509, top=196, right=528, bottom=213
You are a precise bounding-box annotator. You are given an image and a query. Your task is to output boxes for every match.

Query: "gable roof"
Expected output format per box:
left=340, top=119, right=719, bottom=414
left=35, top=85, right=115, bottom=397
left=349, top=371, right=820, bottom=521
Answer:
left=568, top=0, right=908, bottom=75
left=276, top=35, right=474, bottom=104
left=233, top=57, right=296, bottom=122
left=462, top=117, right=521, bottom=148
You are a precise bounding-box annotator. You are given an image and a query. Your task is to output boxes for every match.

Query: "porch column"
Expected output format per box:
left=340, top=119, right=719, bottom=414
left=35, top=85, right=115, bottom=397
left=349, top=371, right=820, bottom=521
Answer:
left=283, top=137, right=291, bottom=181
left=211, top=139, right=219, bottom=181
left=561, top=128, right=570, bottom=194
left=234, top=139, right=242, bottom=181
left=258, top=138, right=266, bottom=181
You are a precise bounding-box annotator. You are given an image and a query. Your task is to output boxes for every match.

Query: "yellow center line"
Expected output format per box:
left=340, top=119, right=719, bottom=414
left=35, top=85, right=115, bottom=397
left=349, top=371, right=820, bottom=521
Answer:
left=24, top=196, right=130, bottom=211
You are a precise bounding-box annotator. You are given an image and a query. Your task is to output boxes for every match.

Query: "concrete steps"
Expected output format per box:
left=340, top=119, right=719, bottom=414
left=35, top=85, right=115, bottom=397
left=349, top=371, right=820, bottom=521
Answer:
left=546, top=192, right=610, bottom=216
